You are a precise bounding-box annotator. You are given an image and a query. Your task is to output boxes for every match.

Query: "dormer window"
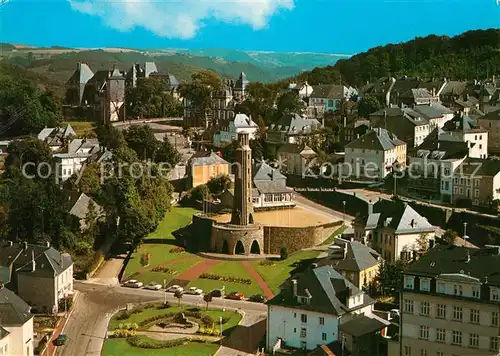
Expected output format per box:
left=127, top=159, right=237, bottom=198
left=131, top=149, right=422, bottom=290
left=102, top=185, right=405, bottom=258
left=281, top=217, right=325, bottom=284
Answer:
left=472, top=286, right=480, bottom=299
left=491, top=288, right=500, bottom=302
left=404, top=276, right=415, bottom=289
left=420, top=278, right=430, bottom=292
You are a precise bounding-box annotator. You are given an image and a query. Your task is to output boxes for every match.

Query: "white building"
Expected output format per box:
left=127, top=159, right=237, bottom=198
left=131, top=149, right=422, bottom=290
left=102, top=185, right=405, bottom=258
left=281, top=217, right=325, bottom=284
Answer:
left=213, top=113, right=259, bottom=147
left=54, top=153, right=91, bottom=182
left=37, top=124, right=76, bottom=152
left=288, top=82, right=314, bottom=99
left=267, top=265, right=388, bottom=353
left=0, top=287, right=34, bottom=356
left=353, top=199, right=436, bottom=262
left=344, top=128, right=407, bottom=180
left=414, top=104, right=454, bottom=130
left=441, top=115, right=488, bottom=159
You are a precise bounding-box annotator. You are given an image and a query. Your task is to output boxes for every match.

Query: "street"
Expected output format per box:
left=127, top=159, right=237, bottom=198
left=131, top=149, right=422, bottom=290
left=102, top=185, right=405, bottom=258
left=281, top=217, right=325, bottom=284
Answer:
left=56, top=281, right=267, bottom=356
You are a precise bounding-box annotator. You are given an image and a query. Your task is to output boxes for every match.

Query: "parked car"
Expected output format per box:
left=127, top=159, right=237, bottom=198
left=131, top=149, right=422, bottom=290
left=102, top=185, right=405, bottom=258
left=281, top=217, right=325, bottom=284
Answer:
left=389, top=309, right=400, bottom=320
left=184, top=287, right=203, bottom=295
left=210, top=289, right=222, bottom=297
left=54, top=334, right=67, bottom=346
left=166, top=285, right=183, bottom=293
left=123, top=280, right=143, bottom=288
left=226, top=292, right=244, bottom=300
left=249, top=294, right=266, bottom=303
left=144, top=282, right=162, bottom=290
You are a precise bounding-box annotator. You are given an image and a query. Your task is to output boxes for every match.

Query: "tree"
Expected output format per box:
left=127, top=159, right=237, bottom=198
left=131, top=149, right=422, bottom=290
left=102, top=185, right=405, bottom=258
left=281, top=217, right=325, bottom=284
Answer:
left=280, top=247, right=288, bottom=260
left=276, top=91, right=305, bottom=116
left=415, top=233, right=429, bottom=255
left=95, top=122, right=126, bottom=150
left=83, top=200, right=101, bottom=244
left=174, top=289, right=183, bottom=307
left=123, top=125, right=159, bottom=161
left=203, top=293, right=212, bottom=310
left=207, top=174, right=231, bottom=195
left=126, top=77, right=181, bottom=118
left=155, top=136, right=181, bottom=166
left=376, top=260, right=408, bottom=297
left=358, top=94, right=382, bottom=118
left=441, top=229, right=458, bottom=245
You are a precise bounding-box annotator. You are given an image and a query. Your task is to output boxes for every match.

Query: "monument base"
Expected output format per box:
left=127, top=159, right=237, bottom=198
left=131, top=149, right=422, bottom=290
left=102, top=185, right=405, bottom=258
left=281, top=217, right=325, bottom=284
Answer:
left=211, top=223, right=264, bottom=255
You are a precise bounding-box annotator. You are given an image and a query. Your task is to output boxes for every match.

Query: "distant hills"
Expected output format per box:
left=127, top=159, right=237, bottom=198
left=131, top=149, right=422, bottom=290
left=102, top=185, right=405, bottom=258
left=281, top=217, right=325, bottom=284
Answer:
left=0, top=44, right=350, bottom=86
left=293, top=28, right=500, bottom=86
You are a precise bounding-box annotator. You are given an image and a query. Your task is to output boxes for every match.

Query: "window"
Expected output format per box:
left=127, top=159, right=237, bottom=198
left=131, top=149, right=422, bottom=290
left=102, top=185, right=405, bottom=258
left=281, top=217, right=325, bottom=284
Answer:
left=404, top=276, right=415, bottom=289
left=319, top=317, right=324, bottom=325
left=493, top=312, right=499, bottom=326
left=452, top=330, right=462, bottom=345
left=419, top=325, right=429, bottom=340
left=437, top=353, right=444, bottom=356
left=404, top=346, right=412, bottom=356
left=420, top=279, right=430, bottom=292
left=300, top=328, right=307, bottom=337
left=293, top=312, right=296, bottom=318
left=472, top=286, right=480, bottom=298
left=491, top=289, right=500, bottom=302
left=436, top=328, right=445, bottom=342
left=469, top=333, right=479, bottom=348
left=452, top=306, right=463, bottom=321
left=474, top=189, right=479, bottom=197
left=294, top=328, right=296, bottom=333
left=322, top=332, right=327, bottom=341
left=470, top=309, right=480, bottom=324
left=420, top=302, right=430, bottom=316
left=490, top=336, right=499, bottom=351
left=404, top=299, right=414, bottom=313
left=437, top=283, right=445, bottom=294
left=453, top=284, right=463, bottom=296
left=437, top=304, right=446, bottom=319
left=301, top=314, right=307, bottom=323
left=420, top=350, right=427, bottom=356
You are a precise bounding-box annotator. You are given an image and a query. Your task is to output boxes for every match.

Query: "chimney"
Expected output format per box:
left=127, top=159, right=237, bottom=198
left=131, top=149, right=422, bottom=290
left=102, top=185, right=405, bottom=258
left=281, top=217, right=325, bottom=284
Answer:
left=60, top=254, right=64, bottom=268
left=292, top=279, right=298, bottom=297
left=343, top=116, right=347, bottom=128
left=311, top=263, right=318, bottom=269
left=466, top=251, right=470, bottom=263
left=23, top=241, right=27, bottom=250
left=31, top=250, right=35, bottom=272
left=45, top=241, right=50, bottom=248
left=343, top=243, right=349, bottom=259
left=368, top=202, right=373, bottom=215
left=7, top=241, right=12, bottom=247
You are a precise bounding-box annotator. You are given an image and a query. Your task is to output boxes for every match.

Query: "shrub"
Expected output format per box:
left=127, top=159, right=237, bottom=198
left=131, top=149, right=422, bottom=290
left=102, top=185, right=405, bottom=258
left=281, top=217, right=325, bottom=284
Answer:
left=58, top=295, right=73, bottom=312
left=169, top=247, right=185, bottom=253
left=157, top=302, right=171, bottom=309
left=157, top=321, right=168, bottom=328
left=140, top=253, right=151, bottom=267
left=151, top=266, right=176, bottom=274
left=199, top=273, right=251, bottom=285
left=200, top=315, right=214, bottom=326
left=138, top=313, right=175, bottom=327
left=184, top=311, right=202, bottom=319
left=280, top=247, right=288, bottom=260
left=221, top=316, right=230, bottom=325
left=259, top=260, right=275, bottom=266
left=115, top=310, right=132, bottom=321
left=127, top=335, right=188, bottom=349
left=112, top=329, right=136, bottom=338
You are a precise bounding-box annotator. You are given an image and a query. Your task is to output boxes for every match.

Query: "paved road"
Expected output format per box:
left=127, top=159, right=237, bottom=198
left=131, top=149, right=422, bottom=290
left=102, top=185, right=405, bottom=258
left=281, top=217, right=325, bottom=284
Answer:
left=57, top=281, right=266, bottom=356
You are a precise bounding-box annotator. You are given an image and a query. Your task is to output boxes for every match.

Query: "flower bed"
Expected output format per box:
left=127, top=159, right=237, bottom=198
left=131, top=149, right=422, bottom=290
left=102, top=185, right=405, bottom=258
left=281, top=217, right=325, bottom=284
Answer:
left=199, top=273, right=251, bottom=285
left=151, top=266, right=176, bottom=273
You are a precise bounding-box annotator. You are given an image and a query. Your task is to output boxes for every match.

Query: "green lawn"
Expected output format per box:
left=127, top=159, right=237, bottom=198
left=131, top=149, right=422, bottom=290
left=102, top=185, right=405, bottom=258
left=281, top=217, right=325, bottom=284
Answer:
left=186, top=261, right=263, bottom=297
left=123, top=207, right=198, bottom=280
left=64, top=121, right=96, bottom=136
left=103, top=339, right=219, bottom=356
left=132, top=255, right=202, bottom=284
left=251, top=251, right=320, bottom=294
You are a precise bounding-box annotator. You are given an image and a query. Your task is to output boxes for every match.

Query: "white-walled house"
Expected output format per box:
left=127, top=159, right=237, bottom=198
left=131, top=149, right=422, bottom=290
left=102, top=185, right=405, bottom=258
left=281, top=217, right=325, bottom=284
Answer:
left=441, top=115, right=489, bottom=159
left=54, top=153, right=91, bottom=181
left=344, top=128, right=407, bottom=180
left=37, top=124, right=76, bottom=152
left=0, top=287, right=34, bottom=356
left=353, top=199, right=436, bottom=262
left=213, top=113, right=259, bottom=147
left=266, top=265, right=389, bottom=353
left=0, top=241, right=73, bottom=314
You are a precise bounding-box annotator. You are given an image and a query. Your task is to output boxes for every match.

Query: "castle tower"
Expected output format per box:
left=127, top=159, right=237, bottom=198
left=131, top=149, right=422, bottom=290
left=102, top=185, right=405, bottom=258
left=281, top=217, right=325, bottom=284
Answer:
left=231, top=132, right=254, bottom=225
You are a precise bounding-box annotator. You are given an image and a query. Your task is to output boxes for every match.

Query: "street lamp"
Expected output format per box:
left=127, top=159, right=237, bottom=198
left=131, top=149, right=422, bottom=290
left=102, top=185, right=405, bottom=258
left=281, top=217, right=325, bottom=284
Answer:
left=221, top=285, right=225, bottom=311
left=220, top=316, right=223, bottom=343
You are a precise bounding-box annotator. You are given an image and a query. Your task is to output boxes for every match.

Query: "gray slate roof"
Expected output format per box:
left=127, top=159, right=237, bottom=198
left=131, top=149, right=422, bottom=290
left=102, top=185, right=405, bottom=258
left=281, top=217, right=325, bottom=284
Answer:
left=0, top=287, right=32, bottom=325
left=479, top=108, right=500, bottom=121
left=69, top=193, right=103, bottom=220
left=345, top=128, right=405, bottom=151
left=310, top=85, right=345, bottom=99
left=267, top=265, right=373, bottom=315
left=270, top=113, right=321, bottom=134
left=429, top=102, right=454, bottom=114
left=414, top=105, right=446, bottom=119
left=252, top=161, right=286, bottom=182
left=189, top=151, right=228, bottom=167
left=321, top=240, right=380, bottom=272
left=456, top=158, right=500, bottom=177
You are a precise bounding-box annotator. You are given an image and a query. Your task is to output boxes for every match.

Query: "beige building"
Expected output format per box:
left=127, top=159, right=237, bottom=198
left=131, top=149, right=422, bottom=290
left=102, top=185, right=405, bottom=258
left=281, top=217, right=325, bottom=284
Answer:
left=277, top=143, right=317, bottom=177
left=186, top=151, right=230, bottom=188
left=477, top=108, right=500, bottom=154
left=353, top=199, right=436, bottom=262
left=389, top=244, right=500, bottom=356
left=319, top=238, right=382, bottom=290
left=0, top=241, right=73, bottom=314
left=452, top=158, right=500, bottom=207
left=344, top=128, right=407, bottom=180
left=0, top=287, right=34, bottom=356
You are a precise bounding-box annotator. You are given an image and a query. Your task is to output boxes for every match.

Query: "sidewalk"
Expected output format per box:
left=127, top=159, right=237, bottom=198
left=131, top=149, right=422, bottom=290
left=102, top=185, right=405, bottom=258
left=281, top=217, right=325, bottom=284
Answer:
left=47, top=291, right=80, bottom=356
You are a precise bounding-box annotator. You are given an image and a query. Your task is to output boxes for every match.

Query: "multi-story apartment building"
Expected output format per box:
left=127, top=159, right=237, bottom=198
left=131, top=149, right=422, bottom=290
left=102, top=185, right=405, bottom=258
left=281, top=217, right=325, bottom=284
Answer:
left=344, top=128, right=407, bottom=180
left=353, top=199, right=436, bottom=262
left=452, top=158, right=500, bottom=207
left=267, top=265, right=389, bottom=354
left=389, top=244, right=500, bottom=356
left=477, top=108, right=500, bottom=155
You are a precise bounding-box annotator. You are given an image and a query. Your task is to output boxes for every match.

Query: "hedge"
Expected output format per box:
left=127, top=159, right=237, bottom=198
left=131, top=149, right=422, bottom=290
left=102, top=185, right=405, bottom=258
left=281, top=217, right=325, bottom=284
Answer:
left=199, top=273, right=251, bottom=285
left=127, top=335, right=188, bottom=349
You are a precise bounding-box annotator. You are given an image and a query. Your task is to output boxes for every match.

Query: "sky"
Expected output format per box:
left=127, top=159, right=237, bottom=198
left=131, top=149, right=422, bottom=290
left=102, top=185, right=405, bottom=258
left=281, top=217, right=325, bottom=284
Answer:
left=0, top=0, right=499, bottom=54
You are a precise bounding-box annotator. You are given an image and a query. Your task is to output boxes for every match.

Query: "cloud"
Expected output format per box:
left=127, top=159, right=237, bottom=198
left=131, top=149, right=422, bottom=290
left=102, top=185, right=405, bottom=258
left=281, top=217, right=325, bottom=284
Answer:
left=69, top=0, right=294, bottom=39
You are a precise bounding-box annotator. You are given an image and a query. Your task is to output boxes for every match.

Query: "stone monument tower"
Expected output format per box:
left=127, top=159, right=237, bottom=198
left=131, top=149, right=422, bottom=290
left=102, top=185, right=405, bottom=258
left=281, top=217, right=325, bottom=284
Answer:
left=231, top=132, right=254, bottom=225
